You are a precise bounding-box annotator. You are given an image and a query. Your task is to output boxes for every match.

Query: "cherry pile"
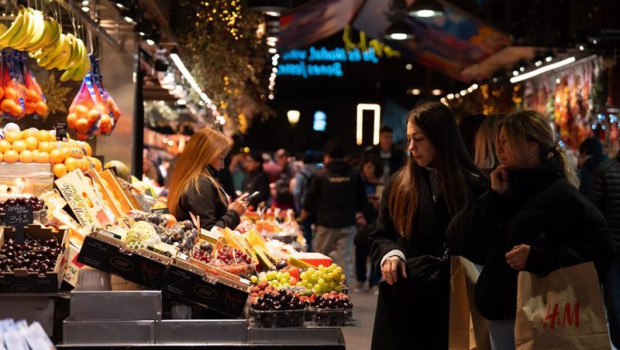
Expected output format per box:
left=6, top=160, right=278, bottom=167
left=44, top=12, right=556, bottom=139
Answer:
left=250, top=290, right=305, bottom=327
left=311, top=293, right=353, bottom=309
left=0, top=237, right=61, bottom=274
left=0, top=196, right=46, bottom=214
left=310, top=293, right=353, bottom=326
left=193, top=244, right=252, bottom=265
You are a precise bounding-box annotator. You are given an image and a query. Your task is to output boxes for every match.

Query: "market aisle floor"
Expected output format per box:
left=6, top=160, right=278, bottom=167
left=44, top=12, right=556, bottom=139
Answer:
left=343, top=289, right=378, bottom=350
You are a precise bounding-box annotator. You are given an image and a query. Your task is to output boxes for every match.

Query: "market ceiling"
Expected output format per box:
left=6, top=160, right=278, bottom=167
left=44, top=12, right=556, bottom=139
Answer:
left=274, top=0, right=620, bottom=83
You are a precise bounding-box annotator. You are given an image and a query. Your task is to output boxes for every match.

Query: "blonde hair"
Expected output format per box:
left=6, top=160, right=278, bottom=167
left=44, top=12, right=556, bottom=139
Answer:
left=168, top=127, right=233, bottom=216
left=501, top=110, right=578, bottom=187
left=474, top=115, right=503, bottom=171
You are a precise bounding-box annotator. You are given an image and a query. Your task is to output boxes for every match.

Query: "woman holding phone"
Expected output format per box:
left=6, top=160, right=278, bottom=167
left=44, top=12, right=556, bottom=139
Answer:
left=168, top=127, right=249, bottom=230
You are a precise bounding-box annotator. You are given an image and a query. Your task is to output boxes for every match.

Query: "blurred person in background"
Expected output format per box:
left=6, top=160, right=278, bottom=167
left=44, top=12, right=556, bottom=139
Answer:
left=459, top=114, right=486, bottom=160
left=292, top=150, right=322, bottom=250
left=229, top=151, right=247, bottom=196
left=578, top=137, right=606, bottom=196
left=354, top=153, right=384, bottom=294
left=168, top=127, right=249, bottom=230
left=589, top=148, right=620, bottom=349
left=474, top=115, right=504, bottom=175
left=365, top=125, right=406, bottom=178
left=241, top=150, right=270, bottom=208
left=369, top=101, right=487, bottom=350
left=301, top=139, right=366, bottom=281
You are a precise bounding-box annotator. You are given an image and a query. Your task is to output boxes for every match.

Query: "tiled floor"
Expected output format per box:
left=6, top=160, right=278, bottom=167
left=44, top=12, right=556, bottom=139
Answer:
left=342, top=288, right=378, bottom=350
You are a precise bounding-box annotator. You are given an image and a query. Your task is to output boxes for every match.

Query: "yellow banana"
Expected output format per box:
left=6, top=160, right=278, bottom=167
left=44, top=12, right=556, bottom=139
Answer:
left=10, top=7, right=33, bottom=49
left=0, top=24, right=8, bottom=37
left=48, top=36, right=72, bottom=69
left=70, top=55, right=90, bottom=81
left=0, top=9, right=25, bottom=48
left=41, top=18, right=60, bottom=51
left=38, top=33, right=66, bottom=67
left=27, top=18, right=51, bottom=52
left=23, top=10, right=45, bottom=51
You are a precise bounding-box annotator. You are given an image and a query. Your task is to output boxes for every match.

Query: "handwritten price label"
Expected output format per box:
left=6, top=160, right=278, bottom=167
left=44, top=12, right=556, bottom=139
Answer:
left=5, top=205, right=33, bottom=226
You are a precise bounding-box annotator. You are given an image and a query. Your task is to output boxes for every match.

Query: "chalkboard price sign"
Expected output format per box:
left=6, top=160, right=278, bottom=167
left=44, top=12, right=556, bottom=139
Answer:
left=5, top=205, right=33, bottom=243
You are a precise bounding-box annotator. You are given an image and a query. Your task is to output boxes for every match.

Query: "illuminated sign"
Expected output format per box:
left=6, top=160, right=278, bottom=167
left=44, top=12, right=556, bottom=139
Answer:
left=313, top=111, right=327, bottom=132
left=278, top=27, right=400, bottom=79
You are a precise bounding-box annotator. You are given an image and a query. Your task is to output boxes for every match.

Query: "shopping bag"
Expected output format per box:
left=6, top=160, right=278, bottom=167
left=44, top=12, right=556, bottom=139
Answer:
left=515, top=262, right=611, bottom=350
left=449, top=256, right=491, bottom=350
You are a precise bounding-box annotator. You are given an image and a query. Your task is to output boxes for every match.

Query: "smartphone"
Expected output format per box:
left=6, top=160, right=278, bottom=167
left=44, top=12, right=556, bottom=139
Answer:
left=245, top=191, right=261, bottom=202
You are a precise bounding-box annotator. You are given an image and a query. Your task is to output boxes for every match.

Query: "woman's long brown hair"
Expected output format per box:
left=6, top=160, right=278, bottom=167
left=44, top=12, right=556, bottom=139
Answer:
left=388, top=102, right=482, bottom=239
left=167, top=127, right=233, bottom=216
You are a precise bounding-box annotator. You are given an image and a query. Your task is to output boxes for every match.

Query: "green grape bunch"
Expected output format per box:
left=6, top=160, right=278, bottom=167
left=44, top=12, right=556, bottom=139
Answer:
left=300, top=264, right=346, bottom=294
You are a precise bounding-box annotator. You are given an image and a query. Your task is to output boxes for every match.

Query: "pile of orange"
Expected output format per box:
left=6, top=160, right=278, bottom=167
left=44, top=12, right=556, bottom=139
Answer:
left=0, top=127, right=102, bottom=177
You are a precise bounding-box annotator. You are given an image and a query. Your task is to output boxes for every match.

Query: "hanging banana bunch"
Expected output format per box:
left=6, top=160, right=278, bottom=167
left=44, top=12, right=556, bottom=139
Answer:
left=0, top=5, right=90, bottom=81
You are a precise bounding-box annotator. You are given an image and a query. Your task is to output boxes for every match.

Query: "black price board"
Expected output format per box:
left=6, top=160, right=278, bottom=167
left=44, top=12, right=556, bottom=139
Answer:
left=56, top=122, right=67, bottom=141
left=5, top=204, right=33, bottom=243
left=151, top=207, right=169, bottom=214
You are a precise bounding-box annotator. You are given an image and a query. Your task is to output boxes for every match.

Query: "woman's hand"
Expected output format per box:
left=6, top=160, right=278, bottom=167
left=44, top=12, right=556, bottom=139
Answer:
left=381, top=256, right=407, bottom=285
left=490, top=165, right=511, bottom=195
left=506, top=244, right=530, bottom=270
left=229, top=193, right=249, bottom=216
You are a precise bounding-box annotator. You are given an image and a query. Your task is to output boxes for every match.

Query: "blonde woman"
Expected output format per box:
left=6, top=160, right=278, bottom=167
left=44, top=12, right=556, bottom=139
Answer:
left=168, top=127, right=248, bottom=230
left=447, top=110, right=613, bottom=350
left=474, top=114, right=504, bottom=174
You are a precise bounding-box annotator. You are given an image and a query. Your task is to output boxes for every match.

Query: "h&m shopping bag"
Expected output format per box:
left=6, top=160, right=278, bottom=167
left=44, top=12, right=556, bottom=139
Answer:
left=515, top=262, right=611, bottom=350
left=449, top=256, right=491, bottom=350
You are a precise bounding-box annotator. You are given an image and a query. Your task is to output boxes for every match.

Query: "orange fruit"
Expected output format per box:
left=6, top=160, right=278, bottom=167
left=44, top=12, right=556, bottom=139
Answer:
left=79, top=158, right=90, bottom=172
left=24, top=102, right=36, bottom=115
left=21, top=128, right=37, bottom=139
left=87, top=109, right=100, bottom=124
left=34, top=151, right=49, bottom=163
left=80, top=142, right=92, bottom=157
left=8, top=104, right=22, bottom=117
left=89, top=156, right=102, bottom=172
left=49, top=149, right=64, bottom=164
left=11, top=140, right=26, bottom=153
left=76, top=119, right=89, bottom=134
left=24, top=136, right=38, bottom=151
left=38, top=141, right=52, bottom=153
left=26, top=89, right=41, bottom=102
left=67, top=113, right=78, bottom=129
left=36, top=130, right=51, bottom=142
left=3, top=150, right=18, bottom=163
left=53, top=163, right=67, bottom=178
left=4, top=130, right=21, bottom=143
left=0, top=87, right=4, bottom=100
left=65, top=157, right=78, bottom=172
left=0, top=140, right=11, bottom=153
left=19, top=150, right=33, bottom=163
left=99, top=114, right=112, bottom=133
left=1, top=99, right=17, bottom=113
left=35, top=101, right=48, bottom=117
left=75, top=105, right=89, bottom=120
left=4, top=87, right=16, bottom=100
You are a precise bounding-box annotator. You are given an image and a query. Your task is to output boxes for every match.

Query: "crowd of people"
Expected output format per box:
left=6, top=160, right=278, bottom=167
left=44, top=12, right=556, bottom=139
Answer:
left=157, top=100, right=618, bottom=350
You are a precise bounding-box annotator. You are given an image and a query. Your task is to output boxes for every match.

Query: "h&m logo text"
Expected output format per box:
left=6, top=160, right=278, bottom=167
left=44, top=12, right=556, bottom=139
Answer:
left=543, top=302, right=579, bottom=329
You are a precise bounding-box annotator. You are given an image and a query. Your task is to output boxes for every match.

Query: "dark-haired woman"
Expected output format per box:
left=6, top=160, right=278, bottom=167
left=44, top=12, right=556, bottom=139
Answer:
left=447, top=111, right=613, bottom=349
left=369, top=101, right=488, bottom=349
left=242, top=151, right=270, bottom=208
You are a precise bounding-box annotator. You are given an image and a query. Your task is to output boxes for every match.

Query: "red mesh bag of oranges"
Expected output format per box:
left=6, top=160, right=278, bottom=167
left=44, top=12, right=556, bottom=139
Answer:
left=0, top=52, right=27, bottom=120
left=66, top=69, right=114, bottom=139
left=21, top=55, right=48, bottom=119
left=91, top=57, right=119, bottom=135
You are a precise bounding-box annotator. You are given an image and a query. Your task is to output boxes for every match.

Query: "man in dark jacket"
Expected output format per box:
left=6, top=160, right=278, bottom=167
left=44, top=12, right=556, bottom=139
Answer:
left=590, top=152, right=620, bottom=348
left=365, top=126, right=405, bottom=178
left=578, top=137, right=607, bottom=196
left=301, top=139, right=366, bottom=280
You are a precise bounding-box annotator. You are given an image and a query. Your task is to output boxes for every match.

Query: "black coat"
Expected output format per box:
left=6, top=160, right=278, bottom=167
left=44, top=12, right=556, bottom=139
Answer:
left=176, top=167, right=240, bottom=231
left=590, top=152, right=620, bottom=252
left=369, top=167, right=487, bottom=350
left=241, top=168, right=270, bottom=207
left=366, top=145, right=406, bottom=176
left=579, top=154, right=606, bottom=196
left=447, top=158, right=614, bottom=321
left=303, top=160, right=366, bottom=228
